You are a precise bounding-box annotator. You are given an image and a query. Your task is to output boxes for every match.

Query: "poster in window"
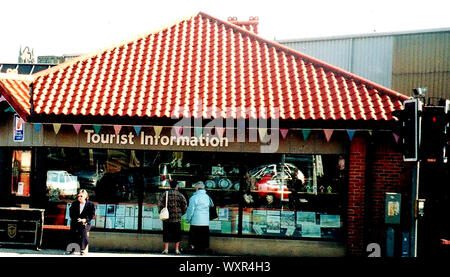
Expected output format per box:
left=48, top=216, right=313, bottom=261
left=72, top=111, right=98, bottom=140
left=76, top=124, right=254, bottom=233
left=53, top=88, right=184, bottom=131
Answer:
left=209, top=220, right=221, bottom=232
left=296, top=211, right=316, bottom=225
left=66, top=203, right=72, bottom=219
left=95, top=216, right=105, bottom=228
left=115, top=205, right=126, bottom=217
left=96, top=204, right=106, bottom=217
left=242, top=213, right=252, bottom=234
left=105, top=216, right=115, bottom=229
left=115, top=217, right=125, bottom=229
left=281, top=211, right=295, bottom=228
left=152, top=219, right=163, bottom=230
left=106, top=204, right=116, bottom=216
left=266, top=212, right=281, bottom=234
left=301, top=222, right=321, bottom=238
left=142, top=205, right=153, bottom=217
left=142, top=217, right=152, bottom=230
left=124, top=216, right=137, bottom=230
left=319, top=214, right=341, bottom=228
left=221, top=221, right=232, bottom=234
left=218, top=208, right=230, bottom=221
left=252, top=210, right=267, bottom=235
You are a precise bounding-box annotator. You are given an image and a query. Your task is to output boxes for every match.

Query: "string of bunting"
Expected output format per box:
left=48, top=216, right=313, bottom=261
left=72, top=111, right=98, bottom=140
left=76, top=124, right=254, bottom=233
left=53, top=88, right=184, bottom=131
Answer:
left=28, top=122, right=399, bottom=143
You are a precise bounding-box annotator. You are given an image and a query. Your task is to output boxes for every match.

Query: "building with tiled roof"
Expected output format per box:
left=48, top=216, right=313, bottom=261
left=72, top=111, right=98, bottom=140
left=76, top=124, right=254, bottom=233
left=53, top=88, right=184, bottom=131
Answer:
left=0, top=12, right=416, bottom=257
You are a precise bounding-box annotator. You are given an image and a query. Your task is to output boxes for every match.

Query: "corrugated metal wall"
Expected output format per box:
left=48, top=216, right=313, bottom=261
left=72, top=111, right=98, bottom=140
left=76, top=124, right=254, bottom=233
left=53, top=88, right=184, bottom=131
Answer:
left=281, top=36, right=393, bottom=89
left=279, top=29, right=449, bottom=99
left=392, top=32, right=449, bottom=99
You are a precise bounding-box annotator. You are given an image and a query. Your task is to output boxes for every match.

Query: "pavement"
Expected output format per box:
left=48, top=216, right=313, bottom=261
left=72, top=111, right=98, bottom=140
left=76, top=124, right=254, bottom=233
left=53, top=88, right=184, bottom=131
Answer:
left=0, top=247, right=222, bottom=257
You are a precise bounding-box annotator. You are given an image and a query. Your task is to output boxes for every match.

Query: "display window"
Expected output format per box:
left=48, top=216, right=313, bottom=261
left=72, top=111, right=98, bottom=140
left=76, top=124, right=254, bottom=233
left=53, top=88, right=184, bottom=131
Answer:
left=11, top=150, right=32, bottom=197
left=42, top=147, right=346, bottom=241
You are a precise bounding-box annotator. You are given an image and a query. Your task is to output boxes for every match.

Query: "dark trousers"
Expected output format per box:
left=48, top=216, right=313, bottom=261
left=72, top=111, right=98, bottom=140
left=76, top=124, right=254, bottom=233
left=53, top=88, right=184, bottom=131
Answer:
left=188, top=225, right=210, bottom=254
left=71, top=225, right=90, bottom=251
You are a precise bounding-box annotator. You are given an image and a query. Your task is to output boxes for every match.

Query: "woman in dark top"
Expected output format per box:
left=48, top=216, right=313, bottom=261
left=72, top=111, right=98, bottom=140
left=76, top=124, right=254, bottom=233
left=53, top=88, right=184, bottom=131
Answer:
left=158, top=179, right=187, bottom=254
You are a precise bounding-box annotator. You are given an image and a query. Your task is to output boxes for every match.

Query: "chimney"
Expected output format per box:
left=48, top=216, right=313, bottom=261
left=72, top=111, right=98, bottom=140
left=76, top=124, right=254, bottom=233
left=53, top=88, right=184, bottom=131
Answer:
left=227, top=16, right=259, bottom=35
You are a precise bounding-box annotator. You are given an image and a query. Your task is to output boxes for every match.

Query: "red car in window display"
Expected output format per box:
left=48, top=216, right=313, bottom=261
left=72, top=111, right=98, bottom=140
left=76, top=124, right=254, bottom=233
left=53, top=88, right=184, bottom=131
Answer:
left=247, top=163, right=305, bottom=204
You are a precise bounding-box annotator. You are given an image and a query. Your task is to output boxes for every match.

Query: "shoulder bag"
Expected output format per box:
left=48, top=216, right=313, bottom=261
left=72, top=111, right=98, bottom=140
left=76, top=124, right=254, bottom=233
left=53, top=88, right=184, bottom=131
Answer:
left=209, top=196, right=218, bottom=220
left=159, top=191, right=169, bottom=221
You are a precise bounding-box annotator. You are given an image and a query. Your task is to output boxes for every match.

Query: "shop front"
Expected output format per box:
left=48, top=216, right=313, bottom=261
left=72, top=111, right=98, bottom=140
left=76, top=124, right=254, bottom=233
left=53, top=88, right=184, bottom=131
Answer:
left=0, top=12, right=411, bottom=256
left=0, top=114, right=350, bottom=256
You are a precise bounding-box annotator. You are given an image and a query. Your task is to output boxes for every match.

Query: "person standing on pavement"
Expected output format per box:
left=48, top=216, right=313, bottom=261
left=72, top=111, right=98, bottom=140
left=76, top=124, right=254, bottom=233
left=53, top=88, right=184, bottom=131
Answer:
left=158, top=179, right=187, bottom=254
left=184, top=181, right=214, bottom=254
left=69, top=189, right=95, bottom=255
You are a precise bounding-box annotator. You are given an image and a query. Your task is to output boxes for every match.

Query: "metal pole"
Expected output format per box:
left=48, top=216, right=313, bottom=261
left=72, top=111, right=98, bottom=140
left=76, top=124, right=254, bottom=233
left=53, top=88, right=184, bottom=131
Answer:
left=411, top=160, right=420, bottom=257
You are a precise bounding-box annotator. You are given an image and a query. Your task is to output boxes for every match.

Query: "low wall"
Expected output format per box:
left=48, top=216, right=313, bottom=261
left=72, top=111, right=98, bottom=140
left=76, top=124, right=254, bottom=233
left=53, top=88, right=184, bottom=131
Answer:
left=89, top=231, right=346, bottom=257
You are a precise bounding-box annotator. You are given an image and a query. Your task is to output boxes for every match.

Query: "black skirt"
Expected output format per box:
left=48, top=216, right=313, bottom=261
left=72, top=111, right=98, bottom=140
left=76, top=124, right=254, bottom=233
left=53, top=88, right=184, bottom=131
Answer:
left=188, top=225, right=210, bottom=252
left=162, top=222, right=182, bottom=242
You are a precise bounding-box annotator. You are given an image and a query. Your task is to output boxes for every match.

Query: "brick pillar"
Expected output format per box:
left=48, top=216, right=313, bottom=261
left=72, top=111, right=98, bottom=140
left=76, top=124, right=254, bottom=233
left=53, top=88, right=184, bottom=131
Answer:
left=347, top=136, right=366, bottom=256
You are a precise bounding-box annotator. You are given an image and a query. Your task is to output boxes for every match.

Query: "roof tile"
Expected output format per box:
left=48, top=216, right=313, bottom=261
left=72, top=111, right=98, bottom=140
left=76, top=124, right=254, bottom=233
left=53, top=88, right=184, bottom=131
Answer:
left=1, top=12, right=409, bottom=122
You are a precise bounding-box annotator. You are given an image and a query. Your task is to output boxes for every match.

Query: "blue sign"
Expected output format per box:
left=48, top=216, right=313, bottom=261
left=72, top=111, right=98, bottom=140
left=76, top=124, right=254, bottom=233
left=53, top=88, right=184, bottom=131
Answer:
left=13, top=114, right=24, bottom=142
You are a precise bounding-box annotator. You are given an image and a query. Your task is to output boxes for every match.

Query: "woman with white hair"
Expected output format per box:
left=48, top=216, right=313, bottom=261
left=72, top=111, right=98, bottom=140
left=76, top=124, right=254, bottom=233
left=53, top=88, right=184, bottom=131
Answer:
left=183, top=181, right=214, bottom=254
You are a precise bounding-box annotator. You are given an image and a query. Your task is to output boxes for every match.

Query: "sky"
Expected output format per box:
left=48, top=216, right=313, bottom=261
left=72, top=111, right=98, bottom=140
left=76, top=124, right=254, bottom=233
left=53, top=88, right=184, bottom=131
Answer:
left=0, top=0, right=448, bottom=63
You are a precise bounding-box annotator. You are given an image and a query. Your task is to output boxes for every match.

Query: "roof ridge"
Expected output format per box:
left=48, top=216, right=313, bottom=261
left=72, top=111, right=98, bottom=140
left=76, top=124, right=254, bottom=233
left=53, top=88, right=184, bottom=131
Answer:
left=199, top=12, right=409, bottom=101
left=32, top=12, right=200, bottom=79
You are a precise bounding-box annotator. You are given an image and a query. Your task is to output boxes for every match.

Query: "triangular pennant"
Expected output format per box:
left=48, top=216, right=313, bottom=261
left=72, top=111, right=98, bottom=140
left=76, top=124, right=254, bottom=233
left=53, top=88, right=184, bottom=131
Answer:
left=154, top=126, right=163, bottom=137
left=393, top=132, right=399, bottom=144
left=34, top=123, right=42, bottom=133
left=113, top=125, right=122, bottom=136
left=134, top=126, right=142, bottom=136
left=301, top=129, right=311, bottom=141
left=368, top=130, right=373, bottom=136
left=195, top=127, right=203, bottom=137
left=258, top=128, right=267, bottom=141
left=347, top=130, right=356, bottom=141
left=0, top=96, right=5, bottom=102
left=93, top=125, right=102, bottom=134
left=53, top=124, right=61, bottom=135
left=280, top=129, right=288, bottom=139
left=215, top=127, right=224, bottom=138
left=173, top=126, right=183, bottom=136
left=4, top=106, right=15, bottom=112
left=324, top=129, right=334, bottom=142
left=73, top=124, right=82, bottom=134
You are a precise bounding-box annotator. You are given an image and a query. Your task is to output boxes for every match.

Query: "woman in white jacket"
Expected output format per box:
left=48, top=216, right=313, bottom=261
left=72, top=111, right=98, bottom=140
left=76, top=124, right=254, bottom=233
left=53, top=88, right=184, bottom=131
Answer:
left=184, top=181, right=214, bottom=254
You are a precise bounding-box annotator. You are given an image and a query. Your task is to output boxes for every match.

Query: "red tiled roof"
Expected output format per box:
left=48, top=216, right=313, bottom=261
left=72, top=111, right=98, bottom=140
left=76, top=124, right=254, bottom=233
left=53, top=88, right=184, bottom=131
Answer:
left=1, top=12, right=409, bottom=122
left=0, top=74, right=32, bottom=119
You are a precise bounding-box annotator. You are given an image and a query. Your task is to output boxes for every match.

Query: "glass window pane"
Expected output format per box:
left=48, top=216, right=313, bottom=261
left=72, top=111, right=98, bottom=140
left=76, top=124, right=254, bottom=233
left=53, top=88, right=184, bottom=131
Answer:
left=11, top=150, right=31, bottom=197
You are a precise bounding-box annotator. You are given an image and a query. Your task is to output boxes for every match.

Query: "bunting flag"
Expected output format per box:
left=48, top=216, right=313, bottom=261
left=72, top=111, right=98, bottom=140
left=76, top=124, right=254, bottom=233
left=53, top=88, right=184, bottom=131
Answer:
left=73, top=124, right=82, bottom=134
left=53, top=124, right=61, bottom=135
left=0, top=96, right=5, bottom=102
left=347, top=129, right=356, bottom=141
left=34, top=123, right=42, bottom=133
left=258, top=128, right=267, bottom=142
left=368, top=130, right=373, bottom=136
left=301, top=129, right=311, bottom=141
left=4, top=106, right=14, bottom=112
left=154, top=126, right=163, bottom=137
left=194, top=127, right=203, bottom=137
left=324, top=129, right=334, bottom=142
left=215, top=127, right=224, bottom=138
left=93, top=125, right=102, bottom=134
left=173, top=126, right=183, bottom=137
left=113, top=125, right=122, bottom=136
left=134, top=126, right=142, bottom=136
left=280, top=129, right=288, bottom=139
left=393, top=132, right=400, bottom=143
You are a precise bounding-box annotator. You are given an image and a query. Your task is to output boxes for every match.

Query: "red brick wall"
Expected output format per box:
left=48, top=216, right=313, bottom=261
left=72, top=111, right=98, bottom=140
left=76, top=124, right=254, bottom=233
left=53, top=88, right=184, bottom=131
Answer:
left=347, top=133, right=412, bottom=256
left=347, top=135, right=366, bottom=256
left=367, top=139, right=412, bottom=247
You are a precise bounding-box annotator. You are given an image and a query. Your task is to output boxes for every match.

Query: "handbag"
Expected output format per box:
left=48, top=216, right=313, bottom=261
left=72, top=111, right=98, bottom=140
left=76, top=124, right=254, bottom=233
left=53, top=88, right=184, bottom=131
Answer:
left=209, top=197, right=218, bottom=220
left=159, top=191, right=169, bottom=221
